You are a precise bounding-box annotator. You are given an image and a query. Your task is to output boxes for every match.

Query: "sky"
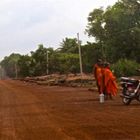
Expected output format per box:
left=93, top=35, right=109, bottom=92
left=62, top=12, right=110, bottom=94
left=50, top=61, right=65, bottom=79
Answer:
left=0, top=0, right=117, bottom=60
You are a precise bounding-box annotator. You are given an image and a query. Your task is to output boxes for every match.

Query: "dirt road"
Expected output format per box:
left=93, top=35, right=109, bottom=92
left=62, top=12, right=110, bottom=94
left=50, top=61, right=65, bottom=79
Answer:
left=0, top=80, right=140, bottom=140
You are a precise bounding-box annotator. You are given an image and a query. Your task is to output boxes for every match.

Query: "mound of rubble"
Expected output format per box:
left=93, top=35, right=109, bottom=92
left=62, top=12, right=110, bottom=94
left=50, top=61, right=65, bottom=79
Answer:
left=21, top=73, right=96, bottom=88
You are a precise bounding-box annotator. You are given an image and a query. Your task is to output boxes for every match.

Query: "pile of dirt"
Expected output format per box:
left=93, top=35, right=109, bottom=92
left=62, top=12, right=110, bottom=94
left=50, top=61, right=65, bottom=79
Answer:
left=21, top=73, right=95, bottom=87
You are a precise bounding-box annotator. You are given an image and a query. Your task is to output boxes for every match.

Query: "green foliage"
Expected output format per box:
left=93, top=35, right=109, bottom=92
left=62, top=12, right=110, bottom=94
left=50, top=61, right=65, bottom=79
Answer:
left=82, top=42, right=102, bottom=72
left=30, top=44, right=49, bottom=76
left=112, top=59, right=140, bottom=77
left=18, top=55, right=32, bottom=77
left=51, top=53, right=79, bottom=74
left=59, top=38, right=78, bottom=53
left=0, top=42, right=80, bottom=77
left=1, top=53, right=21, bottom=78
left=86, top=8, right=105, bottom=42
left=86, top=0, right=140, bottom=63
left=1, top=1, right=140, bottom=77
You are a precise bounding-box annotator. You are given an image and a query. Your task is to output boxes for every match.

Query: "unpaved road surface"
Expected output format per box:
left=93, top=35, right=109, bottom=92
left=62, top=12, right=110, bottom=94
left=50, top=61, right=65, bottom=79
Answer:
left=0, top=80, right=140, bottom=140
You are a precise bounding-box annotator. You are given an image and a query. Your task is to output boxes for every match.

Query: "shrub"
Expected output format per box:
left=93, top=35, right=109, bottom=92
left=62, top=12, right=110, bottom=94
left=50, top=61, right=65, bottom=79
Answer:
left=111, top=59, right=140, bottom=77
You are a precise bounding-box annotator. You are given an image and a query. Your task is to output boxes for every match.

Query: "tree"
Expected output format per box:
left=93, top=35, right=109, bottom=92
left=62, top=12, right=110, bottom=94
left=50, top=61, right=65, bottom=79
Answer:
left=82, top=42, right=102, bottom=72
left=18, top=55, right=32, bottom=77
left=30, top=44, right=49, bottom=76
left=54, top=53, right=79, bottom=74
left=86, top=0, right=140, bottom=62
left=1, top=53, right=21, bottom=78
left=86, top=8, right=105, bottom=42
left=59, top=38, right=78, bottom=53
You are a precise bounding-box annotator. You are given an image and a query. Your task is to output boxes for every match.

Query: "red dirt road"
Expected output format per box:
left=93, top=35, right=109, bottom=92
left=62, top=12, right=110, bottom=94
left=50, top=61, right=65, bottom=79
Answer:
left=0, top=80, right=140, bottom=140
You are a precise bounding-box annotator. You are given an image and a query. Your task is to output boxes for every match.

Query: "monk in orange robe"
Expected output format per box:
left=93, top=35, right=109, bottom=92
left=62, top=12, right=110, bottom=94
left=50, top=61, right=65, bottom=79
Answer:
left=93, top=59, right=103, bottom=94
left=104, top=63, right=118, bottom=98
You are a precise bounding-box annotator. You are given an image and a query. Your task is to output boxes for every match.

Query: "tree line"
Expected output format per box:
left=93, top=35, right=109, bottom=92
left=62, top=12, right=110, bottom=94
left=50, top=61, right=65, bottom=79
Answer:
left=1, top=0, right=140, bottom=78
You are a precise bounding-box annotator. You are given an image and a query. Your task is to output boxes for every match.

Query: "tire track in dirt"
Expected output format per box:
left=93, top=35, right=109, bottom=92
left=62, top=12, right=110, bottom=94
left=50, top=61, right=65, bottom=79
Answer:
left=0, top=80, right=140, bottom=140
left=0, top=82, right=18, bottom=140
left=0, top=80, right=76, bottom=140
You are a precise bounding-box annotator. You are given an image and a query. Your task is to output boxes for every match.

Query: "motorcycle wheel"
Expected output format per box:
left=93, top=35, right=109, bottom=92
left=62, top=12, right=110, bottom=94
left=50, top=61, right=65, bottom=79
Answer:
left=137, top=94, right=140, bottom=102
left=122, top=97, right=131, bottom=105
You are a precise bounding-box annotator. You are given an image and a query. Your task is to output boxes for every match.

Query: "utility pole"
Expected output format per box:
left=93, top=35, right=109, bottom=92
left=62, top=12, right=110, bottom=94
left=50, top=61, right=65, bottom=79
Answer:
left=46, top=50, right=49, bottom=75
left=77, top=33, right=83, bottom=76
left=0, top=65, right=2, bottom=80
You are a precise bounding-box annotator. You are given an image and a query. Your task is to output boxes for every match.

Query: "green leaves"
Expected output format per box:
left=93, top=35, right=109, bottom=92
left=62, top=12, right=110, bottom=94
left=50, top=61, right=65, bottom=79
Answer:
left=1, top=0, right=140, bottom=78
left=86, top=0, right=140, bottom=63
left=86, top=8, right=105, bottom=41
left=1, top=53, right=21, bottom=78
left=59, top=38, right=78, bottom=53
left=112, top=59, right=140, bottom=77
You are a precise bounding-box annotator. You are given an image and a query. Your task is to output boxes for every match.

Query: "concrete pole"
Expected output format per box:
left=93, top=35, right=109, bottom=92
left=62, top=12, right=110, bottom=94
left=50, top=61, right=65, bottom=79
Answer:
left=47, top=50, right=49, bottom=75
left=77, top=33, right=83, bottom=76
left=0, top=65, right=2, bottom=80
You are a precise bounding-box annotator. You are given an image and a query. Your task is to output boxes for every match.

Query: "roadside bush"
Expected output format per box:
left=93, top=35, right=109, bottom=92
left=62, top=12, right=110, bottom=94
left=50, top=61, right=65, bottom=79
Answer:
left=111, top=59, right=140, bottom=77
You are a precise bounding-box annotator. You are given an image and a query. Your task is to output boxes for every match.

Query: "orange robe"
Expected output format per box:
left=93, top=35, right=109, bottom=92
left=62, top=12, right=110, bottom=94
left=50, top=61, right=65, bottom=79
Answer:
left=94, top=64, right=103, bottom=94
left=101, top=67, right=106, bottom=94
left=104, top=68, right=118, bottom=96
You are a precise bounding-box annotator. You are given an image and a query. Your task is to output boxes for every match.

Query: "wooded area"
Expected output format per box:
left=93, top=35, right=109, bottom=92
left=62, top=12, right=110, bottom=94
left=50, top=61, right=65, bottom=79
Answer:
left=0, top=0, right=140, bottom=78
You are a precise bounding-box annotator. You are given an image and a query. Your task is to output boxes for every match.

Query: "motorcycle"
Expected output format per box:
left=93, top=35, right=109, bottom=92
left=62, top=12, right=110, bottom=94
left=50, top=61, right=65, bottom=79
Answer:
left=120, top=77, right=140, bottom=105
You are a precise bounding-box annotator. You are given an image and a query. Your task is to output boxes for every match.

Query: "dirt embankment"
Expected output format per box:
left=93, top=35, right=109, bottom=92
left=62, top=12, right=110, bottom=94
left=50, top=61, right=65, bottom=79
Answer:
left=20, top=73, right=95, bottom=88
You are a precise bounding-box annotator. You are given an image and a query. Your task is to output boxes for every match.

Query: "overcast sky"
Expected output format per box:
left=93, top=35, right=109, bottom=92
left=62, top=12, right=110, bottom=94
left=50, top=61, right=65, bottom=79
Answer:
left=0, top=0, right=117, bottom=60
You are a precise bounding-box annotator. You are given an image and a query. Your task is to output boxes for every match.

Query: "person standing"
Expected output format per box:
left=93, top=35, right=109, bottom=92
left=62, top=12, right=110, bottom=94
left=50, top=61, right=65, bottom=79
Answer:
left=93, top=59, right=103, bottom=94
left=103, top=63, right=118, bottom=99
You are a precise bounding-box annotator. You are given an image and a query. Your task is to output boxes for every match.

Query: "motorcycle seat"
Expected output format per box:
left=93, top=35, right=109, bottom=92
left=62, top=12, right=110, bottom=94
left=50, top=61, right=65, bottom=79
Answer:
left=120, top=77, right=139, bottom=86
